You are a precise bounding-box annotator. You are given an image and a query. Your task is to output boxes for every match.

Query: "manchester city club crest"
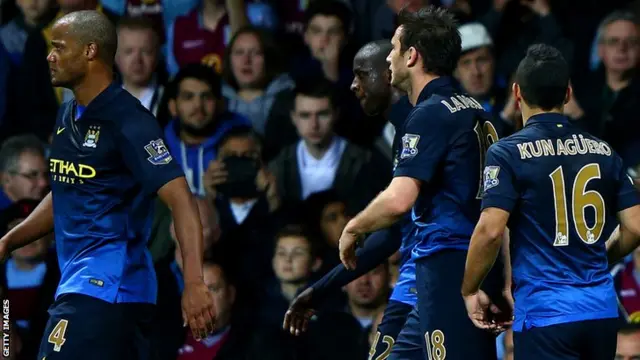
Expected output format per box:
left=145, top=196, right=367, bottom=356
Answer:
left=83, top=125, right=100, bottom=148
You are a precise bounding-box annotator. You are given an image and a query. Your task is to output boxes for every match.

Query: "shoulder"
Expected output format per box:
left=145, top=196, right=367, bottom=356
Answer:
left=104, top=91, right=158, bottom=131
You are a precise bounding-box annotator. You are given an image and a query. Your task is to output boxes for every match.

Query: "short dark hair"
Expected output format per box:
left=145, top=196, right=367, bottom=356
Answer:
left=619, top=321, right=640, bottom=335
left=222, top=26, right=284, bottom=90
left=397, top=6, right=461, bottom=76
left=216, top=126, right=263, bottom=155
left=170, top=63, right=221, bottom=99
left=274, top=224, right=319, bottom=258
left=202, top=257, right=236, bottom=287
left=293, top=76, right=337, bottom=109
left=304, top=0, right=352, bottom=34
left=0, top=135, right=45, bottom=173
left=60, top=10, right=118, bottom=65
left=514, top=44, right=569, bottom=111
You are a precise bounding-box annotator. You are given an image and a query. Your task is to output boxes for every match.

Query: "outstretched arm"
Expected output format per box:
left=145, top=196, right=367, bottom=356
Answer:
left=283, top=225, right=402, bottom=335
left=0, top=192, right=53, bottom=256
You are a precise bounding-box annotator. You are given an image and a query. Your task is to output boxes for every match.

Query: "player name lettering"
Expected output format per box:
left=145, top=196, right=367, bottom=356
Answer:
left=517, top=135, right=612, bottom=160
left=49, top=159, right=97, bottom=185
left=440, top=95, right=484, bottom=113
left=2, top=299, right=9, bottom=357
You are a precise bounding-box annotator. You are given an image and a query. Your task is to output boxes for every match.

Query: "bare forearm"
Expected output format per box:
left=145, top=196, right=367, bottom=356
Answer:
left=501, top=230, right=512, bottom=290
left=607, top=225, right=640, bottom=264
left=462, top=227, right=503, bottom=296
left=159, top=178, right=204, bottom=281
left=1, top=192, right=53, bottom=250
left=348, top=191, right=405, bottom=237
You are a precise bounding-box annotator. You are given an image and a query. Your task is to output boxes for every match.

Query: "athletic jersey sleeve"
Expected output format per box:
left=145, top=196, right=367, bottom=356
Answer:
left=116, top=110, right=184, bottom=195
left=481, top=143, right=519, bottom=212
left=393, top=106, right=449, bottom=183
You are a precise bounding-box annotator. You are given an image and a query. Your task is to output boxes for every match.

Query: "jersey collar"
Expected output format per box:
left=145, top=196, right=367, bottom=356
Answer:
left=416, top=76, right=456, bottom=104
left=524, top=112, right=570, bottom=127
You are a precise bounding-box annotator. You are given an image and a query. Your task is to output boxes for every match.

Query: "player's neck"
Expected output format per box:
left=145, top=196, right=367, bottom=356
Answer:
left=280, top=282, right=304, bottom=301
left=606, top=69, right=634, bottom=92
left=408, top=73, right=439, bottom=106
left=74, top=70, right=113, bottom=107
left=348, top=301, right=384, bottom=319
left=521, top=107, right=564, bottom=126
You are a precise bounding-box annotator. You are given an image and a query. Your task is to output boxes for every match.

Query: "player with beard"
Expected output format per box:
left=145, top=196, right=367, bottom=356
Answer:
left=163, top=64, right=251, bottom=197
left=283, top=40, right=415, bottom=359
left=0, top=11, right=215, bottom=359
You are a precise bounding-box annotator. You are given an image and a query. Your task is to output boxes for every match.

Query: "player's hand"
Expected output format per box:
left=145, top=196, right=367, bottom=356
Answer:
left=283, top=287, right=315, bottom=336
left=338, top=222, right=360, bottom=270
left=182, top=279, right=216, bottom=341
left=203, top=160, right=227, bottom=198
left=463, top=290, right=511, bottom=333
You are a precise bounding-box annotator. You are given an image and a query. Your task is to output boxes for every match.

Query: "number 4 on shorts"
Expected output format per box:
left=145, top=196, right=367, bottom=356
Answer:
left=48, top=319, right=69, bottom=352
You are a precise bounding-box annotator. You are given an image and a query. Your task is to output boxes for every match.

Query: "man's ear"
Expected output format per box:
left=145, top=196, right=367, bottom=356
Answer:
left=86, top=43, right=98, bottom=60
left=168, top=99, right=177, bottom=117
left=406, top=47, right=418, bottom=68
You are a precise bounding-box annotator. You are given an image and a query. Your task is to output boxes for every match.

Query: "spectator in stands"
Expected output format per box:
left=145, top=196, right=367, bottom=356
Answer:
left=222, top=26, right=294, bottom=134
left=101, top=0, right=198, bottom=46
left=616, top=324, right=640, bottom=360
left=614, top=246, right=640, bottom=322
left=0, top=135, right=48, bottom=211
left=573, top=10, right=640, bottom=167
left=0, top=0, right=55, bottom=65
left=166, top=0, right=248, bottom=75
left=203, top=126, right=280, bottom=231
left=164, top=64, right=250, bottom=196
left=0, top=199, right=60, bottom=360
left=259, top=224, right=322, bottom=329
left=343, top=263, right=390, bottom=337
left=269, top=78, right=390, bottom=212
left=115, top=16, right=165, bottom=116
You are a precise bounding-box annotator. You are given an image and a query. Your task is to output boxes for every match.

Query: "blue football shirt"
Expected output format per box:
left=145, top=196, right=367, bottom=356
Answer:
left=393, top=76, right=501, bottom=260
left=48, top=83, right=184, bottom=304
left=482, top=113, right=640, bottom=331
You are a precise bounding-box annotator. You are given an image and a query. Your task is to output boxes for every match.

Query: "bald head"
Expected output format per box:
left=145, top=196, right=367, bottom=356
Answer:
left=355, top=40, right=393, bottom=70
left=56, top=10, right=117, bottom=65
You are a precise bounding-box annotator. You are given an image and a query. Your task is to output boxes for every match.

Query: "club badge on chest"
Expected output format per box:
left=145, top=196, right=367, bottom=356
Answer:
left=83, top=125, right=101, bottom=148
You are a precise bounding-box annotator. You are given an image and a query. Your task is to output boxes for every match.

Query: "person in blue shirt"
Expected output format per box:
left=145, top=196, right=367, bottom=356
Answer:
left=0, top=11, right=215, bottom=360
left=281, top=40, right=415, bottom=359
left=462, top=44, right=640, bottom=360
left=338, top=6, right=509, bottom=360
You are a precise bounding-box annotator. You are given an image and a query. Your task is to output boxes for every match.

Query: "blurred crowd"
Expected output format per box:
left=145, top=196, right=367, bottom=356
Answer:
left=0, top=0, right=640, bottom=359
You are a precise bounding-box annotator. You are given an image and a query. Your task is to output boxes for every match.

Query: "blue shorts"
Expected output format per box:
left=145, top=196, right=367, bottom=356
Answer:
left=513, top=318, right=618, bottom=360
left=38, top=293, right=155, bottom=360
left=390, top=250, right=505, bottom=360
left=369, top=300, right=413, bottom=359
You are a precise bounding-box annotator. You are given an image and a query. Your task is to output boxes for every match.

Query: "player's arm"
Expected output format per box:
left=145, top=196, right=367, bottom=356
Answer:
left=340, top=107, right=448, bottom=268
left=606, top=157, right=640, bottom=264
left=0, top=192, right=53, bottom=256
left=462, top=145, right=517, bottom=296
left=158, top=178, right=205, bottom=281
left=284, top=225, right=402, bottom=334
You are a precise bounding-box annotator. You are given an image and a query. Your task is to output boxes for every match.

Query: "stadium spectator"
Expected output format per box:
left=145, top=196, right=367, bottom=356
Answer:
left=343, top=263, right=390, bottom=338
left=115, top=16, right=165, bottom=116
left=259, top=224, right=323, bottom=329
left=0, top=135, right=48, bottom=211
left=269, top=78, right=390, bottom=212
left=0, top=0, right=55, bottom=65
left=222, top=26, right=294, bottom=134
left=203, top=126, right=280, bottom=231
left=0, top=199, right=59, bottom=360
left=614, top=246, right=640, bottom=322
left=616, top=324, right=640, bottom=360
left=164, top=64, right=250, bottom=196
left=573, top=10, right=640, bottom=168
left=166, top=0, right=248, bottom=75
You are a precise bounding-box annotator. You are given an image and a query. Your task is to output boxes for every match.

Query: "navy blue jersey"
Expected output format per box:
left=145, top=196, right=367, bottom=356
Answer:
left=393, top=77, right=500, bottom=259
left=482, top=113, right=640, bottom=331
left=48, top=83, right=183, bottom=304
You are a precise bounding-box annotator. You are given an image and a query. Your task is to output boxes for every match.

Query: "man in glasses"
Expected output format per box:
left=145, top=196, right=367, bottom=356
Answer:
left=0, top=135, right=49, bottom=211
